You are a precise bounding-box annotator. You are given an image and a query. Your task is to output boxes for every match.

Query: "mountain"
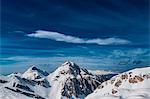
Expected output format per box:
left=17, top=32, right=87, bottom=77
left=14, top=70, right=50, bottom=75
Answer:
left=86, top=67, right=150, bottom=99
left=46, top=61, right=115, bottom=99
left=22, top=66, right=49, bottom=80
left=0, top=67, right=50, bottom=99
left=0, top=61, right=115, bottom=99
left=1, top=61, right=149, bottom=99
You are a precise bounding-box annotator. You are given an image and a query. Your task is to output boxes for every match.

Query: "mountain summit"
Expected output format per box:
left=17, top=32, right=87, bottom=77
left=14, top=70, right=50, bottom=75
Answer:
left=22, top=65, right=49, bottom=80
left=50, top=61, right=86, bottom=78
left=47, top=61, right=111, bottom=99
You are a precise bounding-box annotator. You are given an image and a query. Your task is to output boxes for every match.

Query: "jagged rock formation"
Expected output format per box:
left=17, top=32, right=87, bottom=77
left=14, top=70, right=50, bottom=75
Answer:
left=47, top=61, right=114, bottom=99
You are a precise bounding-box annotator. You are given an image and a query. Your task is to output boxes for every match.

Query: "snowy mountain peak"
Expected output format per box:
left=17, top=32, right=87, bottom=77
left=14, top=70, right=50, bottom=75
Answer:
left=62, top=61, right=74, bottom=66
left=29, top=66, right=39, bottom=70
left=61, top=61, right=80, bottom=69
left=47, top=62, right=112, bottom=99
left=50, top=61, right=81, bottom=78
left=22, top=65, right=49, bottom=80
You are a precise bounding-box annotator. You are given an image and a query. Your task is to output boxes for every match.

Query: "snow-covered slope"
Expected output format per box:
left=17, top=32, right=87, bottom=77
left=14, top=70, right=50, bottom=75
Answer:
left=86, top=67, right=150, bottom=99
left=0, top=61, right=114, bottom=99
left=0, top=66, right=51, bottom=99
left=22, top=66, right=49, bottom=80
left=46, top=61, right=112, bottom=99
left=0, top=87, right=33, bottom=99
left=1, top=61, right=149, bottom=99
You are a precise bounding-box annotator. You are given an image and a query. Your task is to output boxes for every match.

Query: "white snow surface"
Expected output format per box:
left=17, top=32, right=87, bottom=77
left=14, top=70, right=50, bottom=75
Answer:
left=46, top=61, right=97, bottom=99
left=0, top=87, right=33, bottom=99
left=22, top=65, right=48, bottom=80
left=1, top=61, right=103, bottom=99
left=86, top=67, right=150, bottom=99
left=0, top=61, right=149, bottom=99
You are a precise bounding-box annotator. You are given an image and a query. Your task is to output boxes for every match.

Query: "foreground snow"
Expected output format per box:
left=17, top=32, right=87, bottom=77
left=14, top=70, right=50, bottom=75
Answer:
left=86, top=67, right=150, bottom=99
left=0, top=87, right=33, bottom=99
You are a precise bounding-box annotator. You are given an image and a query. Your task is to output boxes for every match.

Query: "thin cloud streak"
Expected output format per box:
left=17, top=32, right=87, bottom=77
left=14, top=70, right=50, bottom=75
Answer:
left=27, top=30, right=131, bottom=45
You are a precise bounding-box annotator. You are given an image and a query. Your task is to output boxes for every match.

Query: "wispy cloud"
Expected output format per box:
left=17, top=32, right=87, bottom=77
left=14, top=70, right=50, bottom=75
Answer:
left=1, top=48, right=149, bottom=74
left=111, top=48, right=149, bottom=58
left=27, top=30, right=130, bottom=45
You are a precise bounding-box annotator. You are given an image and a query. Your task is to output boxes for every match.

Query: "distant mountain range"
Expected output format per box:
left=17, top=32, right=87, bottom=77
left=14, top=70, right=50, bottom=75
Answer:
left=0, top=61, right=149, bottom=99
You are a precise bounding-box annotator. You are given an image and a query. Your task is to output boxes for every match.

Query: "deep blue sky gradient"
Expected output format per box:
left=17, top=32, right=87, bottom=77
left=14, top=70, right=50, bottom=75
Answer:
left=0, top=0, right=149, bottom=74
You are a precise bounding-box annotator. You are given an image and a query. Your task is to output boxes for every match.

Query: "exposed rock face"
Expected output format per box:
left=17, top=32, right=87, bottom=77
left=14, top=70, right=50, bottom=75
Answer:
left=114, top=80, right=122, bottom=87
left=129, top=75, right=144, bottom=83
left=0, top=67, right=50, bottom=99
left=47, top=61, right=115, bottom=99
left=22, top=66, right=49, bottom=80
left=121, top=74, right=128, bottom=80
left=0, top=79, right=8, bottom=83
left=0, top=61, right=117, bottom=99
left=5, top=87, right=45, bottom=99
left=61, top=76, right=100, bottom=98
left=52, top=61, right=114, bottom=98
left=112, top=89, right=117, bottom=94
left=86, top=67, right=150, bottom=99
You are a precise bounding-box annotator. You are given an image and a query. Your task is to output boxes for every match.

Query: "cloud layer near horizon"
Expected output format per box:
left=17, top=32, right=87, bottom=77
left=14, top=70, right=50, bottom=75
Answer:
left=27, top=30, right=130, bottom=45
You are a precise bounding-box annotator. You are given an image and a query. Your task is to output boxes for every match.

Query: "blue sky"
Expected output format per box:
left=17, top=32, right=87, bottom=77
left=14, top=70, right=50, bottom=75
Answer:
left=0, top=0, right=149, bottom=74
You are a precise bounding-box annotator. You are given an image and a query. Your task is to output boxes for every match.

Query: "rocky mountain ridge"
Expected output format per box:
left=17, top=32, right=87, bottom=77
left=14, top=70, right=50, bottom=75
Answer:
left=0, top=61, right=116, bottom=99
left=86, top=67, right=150, bottom=99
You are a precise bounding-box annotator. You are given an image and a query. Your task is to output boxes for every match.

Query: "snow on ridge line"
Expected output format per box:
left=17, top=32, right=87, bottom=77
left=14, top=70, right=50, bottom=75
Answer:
left=127, top=66, right=150, bottom=74
left=22, top=65, right=49, bottom=80
left=86, top=66, right=150, bottom=99
left=46, top=61, right=111, bottom=99
left=0, top=61, right=116, bottom=99
left=1, top=61, right=149, bottom=99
